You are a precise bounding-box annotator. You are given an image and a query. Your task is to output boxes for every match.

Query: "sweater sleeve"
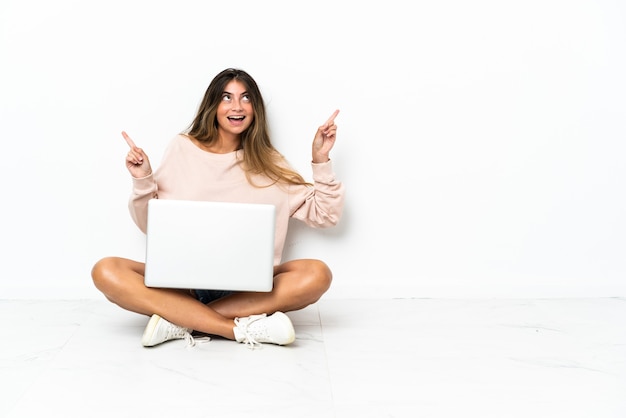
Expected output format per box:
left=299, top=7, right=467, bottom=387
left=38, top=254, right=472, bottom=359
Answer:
left=128, top=173, right=158, bottom=234
left=289, top=160, right=345, bottom=228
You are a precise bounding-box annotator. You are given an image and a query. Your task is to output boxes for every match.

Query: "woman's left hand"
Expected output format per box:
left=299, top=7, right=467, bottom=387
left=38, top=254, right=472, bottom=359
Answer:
left=312, top=109, right=340, bottom=163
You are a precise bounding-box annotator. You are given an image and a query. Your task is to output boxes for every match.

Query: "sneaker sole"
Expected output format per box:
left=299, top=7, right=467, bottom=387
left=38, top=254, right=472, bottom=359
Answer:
left=141, top=314, right=162, bottom=347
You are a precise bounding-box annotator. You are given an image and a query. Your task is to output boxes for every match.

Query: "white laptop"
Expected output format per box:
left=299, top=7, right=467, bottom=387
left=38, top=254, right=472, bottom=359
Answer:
left=144, top=199, right=275, bottom=292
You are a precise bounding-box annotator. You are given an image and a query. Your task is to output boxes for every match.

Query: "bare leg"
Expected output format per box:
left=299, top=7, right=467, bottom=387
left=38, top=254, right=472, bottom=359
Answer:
left=91, top=257, right=237, bottom=339
left=91, top=257, right=332, bottom=339
left=209, top=259, right=332, bottom=318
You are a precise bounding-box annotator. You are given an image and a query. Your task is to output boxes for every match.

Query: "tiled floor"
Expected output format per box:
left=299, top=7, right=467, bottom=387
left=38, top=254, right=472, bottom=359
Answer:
left=1, top=298, right=625, bottom=417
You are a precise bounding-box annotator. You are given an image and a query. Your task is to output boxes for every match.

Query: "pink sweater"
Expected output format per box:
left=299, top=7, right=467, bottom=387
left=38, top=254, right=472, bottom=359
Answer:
left=129, top=134, right=345, bottom=265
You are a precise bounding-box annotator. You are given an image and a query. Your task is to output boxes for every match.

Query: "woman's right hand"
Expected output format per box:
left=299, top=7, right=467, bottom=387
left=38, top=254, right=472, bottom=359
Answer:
left=122, top=131, right=152, bottom=178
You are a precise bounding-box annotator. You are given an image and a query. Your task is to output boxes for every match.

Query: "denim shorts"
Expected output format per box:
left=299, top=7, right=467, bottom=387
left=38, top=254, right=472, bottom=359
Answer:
left=193, top=289, right=235, bottom=305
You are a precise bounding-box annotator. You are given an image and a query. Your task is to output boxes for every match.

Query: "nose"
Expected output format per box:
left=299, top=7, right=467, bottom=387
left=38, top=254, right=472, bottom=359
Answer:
left=231, top=97, right=243, bottom=110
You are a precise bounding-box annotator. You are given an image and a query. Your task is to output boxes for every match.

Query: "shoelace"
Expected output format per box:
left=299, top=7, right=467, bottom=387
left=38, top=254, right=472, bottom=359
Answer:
left=235, top=314, right=266, bottom=349
left=184, top=333, right=211, bottom=348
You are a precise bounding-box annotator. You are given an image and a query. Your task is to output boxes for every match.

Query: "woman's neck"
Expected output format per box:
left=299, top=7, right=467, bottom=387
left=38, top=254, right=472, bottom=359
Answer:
left=191, top=135, right=241, bottom=154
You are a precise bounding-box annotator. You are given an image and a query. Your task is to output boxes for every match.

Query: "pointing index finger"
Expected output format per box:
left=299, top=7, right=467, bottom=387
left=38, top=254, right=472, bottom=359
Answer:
left=326, top=109, right=340, bottom=125
left=122, top=131, right=137, bottom=149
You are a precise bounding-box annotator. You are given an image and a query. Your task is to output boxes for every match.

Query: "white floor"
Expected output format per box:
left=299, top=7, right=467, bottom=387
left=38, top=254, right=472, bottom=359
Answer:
left=1, top=298, right=625, bottom=418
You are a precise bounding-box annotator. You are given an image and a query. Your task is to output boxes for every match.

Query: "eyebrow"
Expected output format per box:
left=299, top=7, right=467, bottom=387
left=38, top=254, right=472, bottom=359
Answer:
left=222, top=90, right=249, bottom=96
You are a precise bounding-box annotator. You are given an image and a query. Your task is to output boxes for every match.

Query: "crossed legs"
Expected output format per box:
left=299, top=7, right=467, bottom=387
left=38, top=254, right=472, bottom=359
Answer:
left=91, top=257, right=332, bottom=340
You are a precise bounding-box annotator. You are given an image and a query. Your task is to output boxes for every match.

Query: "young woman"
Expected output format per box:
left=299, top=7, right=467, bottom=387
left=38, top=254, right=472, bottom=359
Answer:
left=91, top=68, right=345, bottom=348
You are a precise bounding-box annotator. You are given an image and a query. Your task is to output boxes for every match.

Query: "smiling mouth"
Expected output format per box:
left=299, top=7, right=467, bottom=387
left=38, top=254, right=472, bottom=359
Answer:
left=227, top=116, right=245, bottom=121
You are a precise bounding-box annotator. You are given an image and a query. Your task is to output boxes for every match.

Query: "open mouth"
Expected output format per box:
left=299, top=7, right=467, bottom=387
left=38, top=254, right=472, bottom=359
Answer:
left=227, top=116, right=245, bottom=121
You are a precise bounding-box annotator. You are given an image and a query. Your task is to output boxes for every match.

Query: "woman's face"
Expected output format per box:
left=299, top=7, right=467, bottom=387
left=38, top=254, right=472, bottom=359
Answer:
left=216, top=79, right=254, bottom=137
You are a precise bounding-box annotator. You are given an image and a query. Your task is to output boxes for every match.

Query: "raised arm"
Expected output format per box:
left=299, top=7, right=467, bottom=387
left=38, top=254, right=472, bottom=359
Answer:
left=312, top=109, right=340, bottom=163
left=123, top=131, right=156, bottom=233
left=123, top=131, right=153, bottom=178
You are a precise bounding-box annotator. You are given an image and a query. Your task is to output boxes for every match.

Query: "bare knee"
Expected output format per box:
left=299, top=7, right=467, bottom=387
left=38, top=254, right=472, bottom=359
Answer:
left=279, top=259, right=332, bottom=305
left=307, top=259, right=333, bottom=296
left=91, top=257, right=133, bottom=300
left=92, top=257, right=114, bottom=293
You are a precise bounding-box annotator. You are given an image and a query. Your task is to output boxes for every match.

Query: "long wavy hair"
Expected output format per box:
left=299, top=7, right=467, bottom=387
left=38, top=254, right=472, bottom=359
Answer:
left=185, top=68, right=310, bottom=187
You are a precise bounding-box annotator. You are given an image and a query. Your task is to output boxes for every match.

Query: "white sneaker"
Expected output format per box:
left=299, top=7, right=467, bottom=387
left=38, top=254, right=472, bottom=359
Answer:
left=141, top=314, right=201, bottom=347
left=233, top=312, right=295, bottom=349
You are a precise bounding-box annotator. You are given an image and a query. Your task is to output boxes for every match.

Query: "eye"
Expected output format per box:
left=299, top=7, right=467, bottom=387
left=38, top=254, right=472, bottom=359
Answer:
left=222, top=94, right=232, bottom=102
left=242, top=94, right=251, bottom=103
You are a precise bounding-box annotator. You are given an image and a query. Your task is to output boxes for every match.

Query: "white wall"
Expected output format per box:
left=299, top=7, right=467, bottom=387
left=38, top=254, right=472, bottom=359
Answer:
left=1, top=0, right=625, bottom=299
